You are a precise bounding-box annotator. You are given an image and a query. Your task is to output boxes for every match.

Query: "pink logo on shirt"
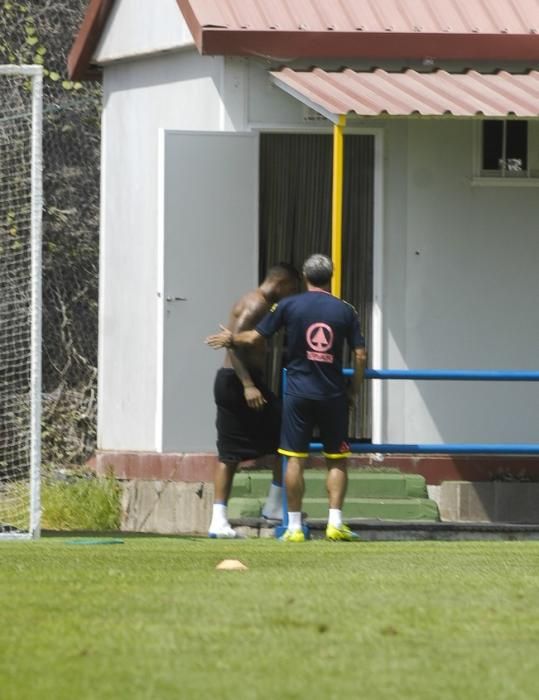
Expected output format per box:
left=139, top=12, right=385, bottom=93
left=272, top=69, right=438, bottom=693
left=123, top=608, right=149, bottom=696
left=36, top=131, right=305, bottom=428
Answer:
left=306, top=323, right=334, bottom=363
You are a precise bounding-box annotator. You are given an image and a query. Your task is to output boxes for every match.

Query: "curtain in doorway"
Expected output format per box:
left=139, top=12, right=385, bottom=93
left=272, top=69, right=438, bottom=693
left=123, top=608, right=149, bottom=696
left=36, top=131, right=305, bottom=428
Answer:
left=259, top=133, right=374, bottom=439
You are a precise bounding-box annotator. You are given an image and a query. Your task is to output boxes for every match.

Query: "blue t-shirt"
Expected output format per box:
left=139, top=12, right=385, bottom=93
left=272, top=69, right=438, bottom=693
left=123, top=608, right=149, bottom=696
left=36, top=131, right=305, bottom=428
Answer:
left=256, top=290, right=365, bottom=400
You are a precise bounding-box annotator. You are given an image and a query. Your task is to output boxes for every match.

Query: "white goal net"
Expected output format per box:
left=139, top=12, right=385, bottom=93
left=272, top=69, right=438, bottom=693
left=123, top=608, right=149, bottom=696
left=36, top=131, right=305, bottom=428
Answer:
left=0, top=66, right=43, bottom=539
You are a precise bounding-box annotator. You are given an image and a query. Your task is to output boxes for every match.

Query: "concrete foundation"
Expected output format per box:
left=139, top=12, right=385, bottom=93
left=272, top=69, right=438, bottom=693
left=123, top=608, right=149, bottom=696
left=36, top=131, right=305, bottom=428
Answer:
left=119, top=478, right=539, bottom=534
left=438, top=481, right=539, bottom=523
left=121, top=480, right=214, bottom=534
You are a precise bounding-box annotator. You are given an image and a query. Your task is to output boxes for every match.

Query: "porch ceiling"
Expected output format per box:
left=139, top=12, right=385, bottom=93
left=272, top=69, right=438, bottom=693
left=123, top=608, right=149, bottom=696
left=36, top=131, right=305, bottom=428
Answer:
left=270, top=68, right=539, bottom=122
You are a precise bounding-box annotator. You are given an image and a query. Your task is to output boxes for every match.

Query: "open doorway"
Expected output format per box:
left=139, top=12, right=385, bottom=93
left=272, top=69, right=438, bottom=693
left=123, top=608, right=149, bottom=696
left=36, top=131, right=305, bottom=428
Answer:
left=259, top=133, right=374, bottom=440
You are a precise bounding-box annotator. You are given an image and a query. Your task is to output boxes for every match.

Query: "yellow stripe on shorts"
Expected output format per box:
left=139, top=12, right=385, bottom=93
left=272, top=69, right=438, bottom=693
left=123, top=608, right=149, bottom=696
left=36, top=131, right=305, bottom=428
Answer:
left=278, top=448, right=309, bottom=458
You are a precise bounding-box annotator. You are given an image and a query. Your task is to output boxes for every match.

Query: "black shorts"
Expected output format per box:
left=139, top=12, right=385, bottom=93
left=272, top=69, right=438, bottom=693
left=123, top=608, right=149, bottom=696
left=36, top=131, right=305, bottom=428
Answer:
left=214, top=368, right=281, bottom=464
left=279, top=394, right=351, bottom=460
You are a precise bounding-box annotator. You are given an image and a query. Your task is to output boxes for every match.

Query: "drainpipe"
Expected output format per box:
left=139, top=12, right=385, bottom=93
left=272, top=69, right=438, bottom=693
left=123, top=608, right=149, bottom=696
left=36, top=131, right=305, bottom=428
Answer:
left=331, top=115, right=346, bottom=298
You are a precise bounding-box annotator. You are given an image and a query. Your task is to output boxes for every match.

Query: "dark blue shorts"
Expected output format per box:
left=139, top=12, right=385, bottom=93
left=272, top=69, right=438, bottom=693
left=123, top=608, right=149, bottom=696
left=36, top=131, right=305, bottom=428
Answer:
left=278, top=394, right=351, bottom=460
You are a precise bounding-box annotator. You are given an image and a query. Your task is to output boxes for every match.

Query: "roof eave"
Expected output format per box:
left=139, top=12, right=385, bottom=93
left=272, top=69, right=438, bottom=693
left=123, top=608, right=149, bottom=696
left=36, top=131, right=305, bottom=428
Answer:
left=199, top=30, right=539, bottom=62
left=175, top=0, right=203, bottom=53
left=67, top=0, right=116, bottom=81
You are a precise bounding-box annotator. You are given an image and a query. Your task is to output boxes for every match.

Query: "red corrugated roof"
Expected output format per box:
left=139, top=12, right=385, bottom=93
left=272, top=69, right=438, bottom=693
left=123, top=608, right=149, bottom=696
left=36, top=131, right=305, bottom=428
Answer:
left=69, top=0, right=539, bottom=80
left=177, top=0, right=539, bottom=60
left=186, top=0, right=539, bottom=34
left=270, top=68, right=539, bottom=119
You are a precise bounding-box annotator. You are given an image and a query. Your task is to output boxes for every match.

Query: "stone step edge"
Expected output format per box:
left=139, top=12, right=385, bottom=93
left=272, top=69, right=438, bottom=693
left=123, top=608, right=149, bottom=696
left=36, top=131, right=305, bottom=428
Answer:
left=230, top=517, right=539, bottom=532
left=229, top=496, right=436, bottom=505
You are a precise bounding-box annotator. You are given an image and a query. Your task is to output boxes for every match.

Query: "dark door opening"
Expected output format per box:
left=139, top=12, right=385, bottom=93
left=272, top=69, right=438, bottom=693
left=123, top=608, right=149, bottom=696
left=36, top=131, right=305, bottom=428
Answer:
left=259, top=133, right=374, bottom=440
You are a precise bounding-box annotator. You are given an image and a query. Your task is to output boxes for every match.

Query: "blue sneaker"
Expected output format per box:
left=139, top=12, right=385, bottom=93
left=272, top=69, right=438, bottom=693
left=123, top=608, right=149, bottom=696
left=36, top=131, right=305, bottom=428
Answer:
left=279, top=529, right=306, bottom=543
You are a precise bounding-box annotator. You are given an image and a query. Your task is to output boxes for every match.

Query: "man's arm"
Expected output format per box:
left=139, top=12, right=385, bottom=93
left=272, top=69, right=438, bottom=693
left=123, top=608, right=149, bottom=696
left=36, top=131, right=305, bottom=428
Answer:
left=205, top=326, right=262, bottom=349
left=206, top=299, right=284, bottom=349
left=227, top=351, right=265, bottom=410
left=227, top=301, right=268, bottom=410
left=351, top=347, right=367, bottom=394
left=347, top=347, right=368, bottom=405
left=205, top=295, right=269, bottom=409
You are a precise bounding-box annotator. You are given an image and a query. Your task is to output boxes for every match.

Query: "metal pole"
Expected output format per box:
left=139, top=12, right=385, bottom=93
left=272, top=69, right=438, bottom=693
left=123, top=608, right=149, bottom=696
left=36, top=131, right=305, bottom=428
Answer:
left=29, top=66, right=43, bottom=539
left=360, top=368, right=539, bottom=381
left=331, top=115, right=346, bottom=298
left=309, top=441, right=539, bottom=455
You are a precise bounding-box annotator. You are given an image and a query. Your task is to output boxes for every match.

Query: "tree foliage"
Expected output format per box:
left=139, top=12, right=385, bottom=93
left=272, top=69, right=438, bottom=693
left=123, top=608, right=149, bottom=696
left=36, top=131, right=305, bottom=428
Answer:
left=0, top=0, right=101, bottom=466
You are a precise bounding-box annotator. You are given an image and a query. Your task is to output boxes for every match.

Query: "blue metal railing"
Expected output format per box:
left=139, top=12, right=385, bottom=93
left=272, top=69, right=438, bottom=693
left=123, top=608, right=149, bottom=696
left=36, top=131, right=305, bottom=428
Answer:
left=340, top=367, right=539, bottom=454
left=361, top=368, right=539, bottom=382
left=277, top=367, right=539, bottom=535
left=288, top=367, right=539, bottom=455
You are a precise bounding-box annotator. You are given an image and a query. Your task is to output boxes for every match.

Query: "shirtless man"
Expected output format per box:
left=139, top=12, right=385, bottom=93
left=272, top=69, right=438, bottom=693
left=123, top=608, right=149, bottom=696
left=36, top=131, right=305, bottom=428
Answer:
left=207, top=254, right=367, bottom=542
left=207, top=263, right=300, bottom=538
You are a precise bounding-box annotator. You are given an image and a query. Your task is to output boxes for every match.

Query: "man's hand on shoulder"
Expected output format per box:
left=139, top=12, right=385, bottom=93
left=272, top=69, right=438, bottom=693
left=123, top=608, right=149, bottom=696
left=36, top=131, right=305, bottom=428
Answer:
left=205, top=325, right=233, bottom=349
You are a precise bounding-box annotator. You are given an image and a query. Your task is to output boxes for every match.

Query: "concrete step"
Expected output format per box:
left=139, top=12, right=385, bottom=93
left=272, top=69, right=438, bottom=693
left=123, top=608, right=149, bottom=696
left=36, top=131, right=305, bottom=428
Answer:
left=231, top=469, right=427, bottom=500
left=228, top=497, right=264, bottom=519
left=227, top=496, right=440, bottom=521
left=304, top=497, right=439, bottom=521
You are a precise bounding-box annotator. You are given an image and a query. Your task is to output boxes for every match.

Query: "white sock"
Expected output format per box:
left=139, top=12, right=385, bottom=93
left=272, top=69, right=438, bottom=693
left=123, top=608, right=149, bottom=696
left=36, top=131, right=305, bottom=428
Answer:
left=209, top=503, right=228, bottom=530
left=288, top=511, right=302, bottom=531
left=262, top=482, right=283, bottom=519
left=328, top=508, right=343, bottom=528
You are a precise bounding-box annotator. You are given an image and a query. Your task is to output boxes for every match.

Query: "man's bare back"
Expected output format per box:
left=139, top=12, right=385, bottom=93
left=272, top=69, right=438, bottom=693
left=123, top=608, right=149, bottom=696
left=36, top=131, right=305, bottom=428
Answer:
left=205, top=263, right=299, bottom=537
left=222, top=290, right=270, bottom=373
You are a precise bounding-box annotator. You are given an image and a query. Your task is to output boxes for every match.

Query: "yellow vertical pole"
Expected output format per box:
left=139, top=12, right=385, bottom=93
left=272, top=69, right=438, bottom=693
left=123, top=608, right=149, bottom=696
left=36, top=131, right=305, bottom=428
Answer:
left=331, top=115, right=346, bottom=298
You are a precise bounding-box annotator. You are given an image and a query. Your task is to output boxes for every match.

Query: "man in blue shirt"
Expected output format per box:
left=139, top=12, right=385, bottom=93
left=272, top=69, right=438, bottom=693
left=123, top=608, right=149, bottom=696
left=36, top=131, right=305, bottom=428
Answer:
left=206, top=254, right=367, bottom=542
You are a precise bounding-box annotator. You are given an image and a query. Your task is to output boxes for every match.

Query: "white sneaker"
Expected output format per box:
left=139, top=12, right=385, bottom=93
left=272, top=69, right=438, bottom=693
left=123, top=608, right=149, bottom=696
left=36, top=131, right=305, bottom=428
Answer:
left=208, top=523, right=239, bottom=539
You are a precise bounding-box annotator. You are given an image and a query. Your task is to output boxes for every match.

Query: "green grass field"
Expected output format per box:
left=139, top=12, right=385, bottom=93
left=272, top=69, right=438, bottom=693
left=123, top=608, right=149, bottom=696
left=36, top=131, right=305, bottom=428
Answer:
left=1, top=538, right=538, bottom=700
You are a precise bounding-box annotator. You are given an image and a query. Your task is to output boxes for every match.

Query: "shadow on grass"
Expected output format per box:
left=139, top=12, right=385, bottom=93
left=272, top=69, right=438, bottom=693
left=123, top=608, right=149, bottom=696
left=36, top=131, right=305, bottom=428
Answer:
left=42, top=529, right=203, bottom=541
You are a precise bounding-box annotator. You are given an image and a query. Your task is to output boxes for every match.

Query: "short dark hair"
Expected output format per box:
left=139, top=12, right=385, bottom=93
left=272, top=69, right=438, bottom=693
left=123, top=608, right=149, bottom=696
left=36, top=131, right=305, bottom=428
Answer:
left=266, top=262, right=301, bottom=282
left=302, top=254, right=333, bottom=286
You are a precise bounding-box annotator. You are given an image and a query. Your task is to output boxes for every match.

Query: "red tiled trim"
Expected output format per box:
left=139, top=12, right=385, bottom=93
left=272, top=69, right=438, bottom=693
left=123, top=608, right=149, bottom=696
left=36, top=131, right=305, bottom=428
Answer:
left=95, top=451, right=217, bottom=481
left=95, top=451, right=279, bottom=482
left=380, top=456, right=539, bottom=485
left=94, top=451, right=539, bottom=485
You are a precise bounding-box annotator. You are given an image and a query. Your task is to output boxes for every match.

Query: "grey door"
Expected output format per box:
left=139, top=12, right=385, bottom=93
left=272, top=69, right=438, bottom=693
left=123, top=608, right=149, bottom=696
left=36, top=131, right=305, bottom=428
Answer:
left=160, top=131, right=259, bottom=452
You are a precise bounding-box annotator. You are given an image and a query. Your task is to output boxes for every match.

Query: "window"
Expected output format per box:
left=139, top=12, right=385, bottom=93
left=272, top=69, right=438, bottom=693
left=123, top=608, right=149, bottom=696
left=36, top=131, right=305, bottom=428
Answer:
left=481, top=120, right=528, bottom=176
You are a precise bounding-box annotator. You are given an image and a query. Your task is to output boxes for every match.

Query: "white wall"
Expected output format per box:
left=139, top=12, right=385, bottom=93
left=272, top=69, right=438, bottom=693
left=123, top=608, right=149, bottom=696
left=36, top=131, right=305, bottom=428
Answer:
left=99, top=44, right=539, bottom=452
left=95, top=0, right=193, bottom=64
left=383, top=119, right=539, bottom=444
left=244, top=60, right=539, bottom=445
left=245, top=60, right=539, bottom=442
left=99, top=50, right=224, bottom=450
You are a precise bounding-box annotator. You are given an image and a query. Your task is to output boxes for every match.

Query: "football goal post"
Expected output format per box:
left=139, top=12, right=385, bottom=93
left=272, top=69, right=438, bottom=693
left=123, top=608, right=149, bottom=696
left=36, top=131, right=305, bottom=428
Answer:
left=0, top=65, right=43, bottom=539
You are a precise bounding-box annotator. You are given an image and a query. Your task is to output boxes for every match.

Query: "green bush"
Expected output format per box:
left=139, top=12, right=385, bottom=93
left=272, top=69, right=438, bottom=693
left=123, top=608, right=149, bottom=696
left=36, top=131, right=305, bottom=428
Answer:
left=41, top=476, right=121, bottom=531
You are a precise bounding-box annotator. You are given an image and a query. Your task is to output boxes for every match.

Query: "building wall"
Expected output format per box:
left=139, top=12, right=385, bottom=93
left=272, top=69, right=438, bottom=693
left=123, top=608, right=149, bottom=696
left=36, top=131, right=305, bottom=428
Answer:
left=99, top=50, right=224, bottom=450
left=395, top=119, right=539, bottom=444
left=99, top=47, right=539, bottom=453
left=95, top=0, right=193, bottom=64
left=244, top=60, right=539, bottom=445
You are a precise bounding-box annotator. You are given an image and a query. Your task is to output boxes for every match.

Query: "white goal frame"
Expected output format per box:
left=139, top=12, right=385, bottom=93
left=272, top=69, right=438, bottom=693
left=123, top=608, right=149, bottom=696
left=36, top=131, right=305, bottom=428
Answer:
left=0, top=65, right=43, bottom=540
